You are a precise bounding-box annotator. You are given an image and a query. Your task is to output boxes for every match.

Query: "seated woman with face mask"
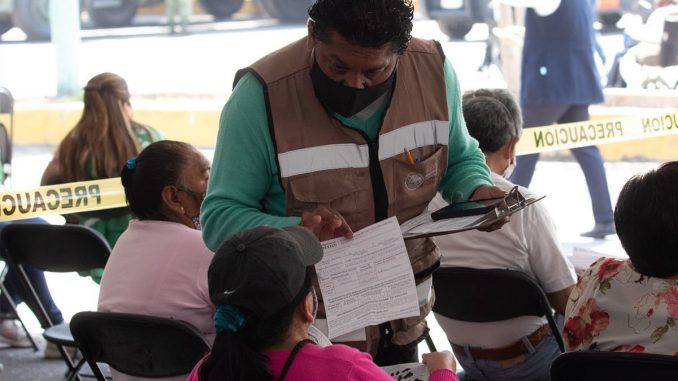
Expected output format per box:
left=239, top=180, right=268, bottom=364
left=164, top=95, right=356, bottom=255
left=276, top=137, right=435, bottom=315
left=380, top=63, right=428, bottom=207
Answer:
left=98, top=140, right=214, bottom=381
left=429, top=89, right=576, bottom=381
left=188, top=225, right=458, bottom=381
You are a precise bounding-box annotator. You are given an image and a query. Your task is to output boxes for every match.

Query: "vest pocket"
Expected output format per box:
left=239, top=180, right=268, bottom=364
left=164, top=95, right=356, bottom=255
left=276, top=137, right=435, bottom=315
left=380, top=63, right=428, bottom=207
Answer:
left=390, top=144, right=446, bottom=221
left=286, top=170, right=373, bottom=227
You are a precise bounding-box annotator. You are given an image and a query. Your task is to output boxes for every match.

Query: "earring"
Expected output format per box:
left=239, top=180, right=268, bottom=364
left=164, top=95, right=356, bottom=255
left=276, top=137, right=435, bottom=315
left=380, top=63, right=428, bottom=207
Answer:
left=180, top=206, right=185, bottom=214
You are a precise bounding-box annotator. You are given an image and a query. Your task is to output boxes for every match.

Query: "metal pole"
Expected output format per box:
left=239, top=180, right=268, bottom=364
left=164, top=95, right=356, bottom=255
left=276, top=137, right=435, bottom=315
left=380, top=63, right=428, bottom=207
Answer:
left=50, top=0, right=81, bottom=97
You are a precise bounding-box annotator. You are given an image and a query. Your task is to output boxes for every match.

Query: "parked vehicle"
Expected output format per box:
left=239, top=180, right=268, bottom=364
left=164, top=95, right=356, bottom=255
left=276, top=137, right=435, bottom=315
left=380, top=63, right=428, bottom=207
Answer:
left=0, top=0, right=314, bottom=41
left=259, top=0, right=313, bottom=22
left=424, top=0, right=491, bottom=39
left=597, top=0, right=653, bottom=27
left=424, top=0, right=654, bottom=40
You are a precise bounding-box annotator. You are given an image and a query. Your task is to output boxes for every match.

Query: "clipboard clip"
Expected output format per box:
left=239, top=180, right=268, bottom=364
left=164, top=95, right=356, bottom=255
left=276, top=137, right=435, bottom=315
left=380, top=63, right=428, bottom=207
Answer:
left=495, top=186, right=526, bottom=216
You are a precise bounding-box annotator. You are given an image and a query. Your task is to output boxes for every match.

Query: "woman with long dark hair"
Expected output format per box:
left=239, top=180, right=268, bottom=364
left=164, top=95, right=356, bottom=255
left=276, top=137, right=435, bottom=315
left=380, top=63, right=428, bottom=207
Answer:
left=40, top=72, right=163, bottom=283
left=188, top=225, right=458, bottom=381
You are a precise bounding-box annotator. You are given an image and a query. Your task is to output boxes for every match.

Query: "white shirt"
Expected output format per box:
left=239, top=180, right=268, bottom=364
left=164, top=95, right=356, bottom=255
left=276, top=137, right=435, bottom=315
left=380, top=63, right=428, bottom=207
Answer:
left=431, top=173, right=575, bottom=348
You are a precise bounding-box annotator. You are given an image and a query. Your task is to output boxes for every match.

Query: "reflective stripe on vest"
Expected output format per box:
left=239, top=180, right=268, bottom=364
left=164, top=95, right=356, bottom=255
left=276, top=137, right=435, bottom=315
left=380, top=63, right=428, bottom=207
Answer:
left=278, top=120, right=449, bottom=178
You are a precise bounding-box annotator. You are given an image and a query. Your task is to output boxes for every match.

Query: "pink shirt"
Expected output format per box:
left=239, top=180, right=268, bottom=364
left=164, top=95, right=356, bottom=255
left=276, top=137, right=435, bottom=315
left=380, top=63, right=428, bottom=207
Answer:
left=186, top=343, right=458, bottom=381
left=98, top=220, right=215, bottom=381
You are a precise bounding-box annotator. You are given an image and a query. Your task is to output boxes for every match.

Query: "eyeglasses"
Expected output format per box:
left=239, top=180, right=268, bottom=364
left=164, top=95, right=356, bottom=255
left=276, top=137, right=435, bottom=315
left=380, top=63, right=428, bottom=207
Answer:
left=177, top=186, right=206, bottom=200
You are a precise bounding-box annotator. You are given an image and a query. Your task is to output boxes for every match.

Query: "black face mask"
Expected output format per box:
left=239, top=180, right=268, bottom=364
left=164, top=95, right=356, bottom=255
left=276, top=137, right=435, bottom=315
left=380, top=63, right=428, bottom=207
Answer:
left=310, top=59, right=396, bottom=118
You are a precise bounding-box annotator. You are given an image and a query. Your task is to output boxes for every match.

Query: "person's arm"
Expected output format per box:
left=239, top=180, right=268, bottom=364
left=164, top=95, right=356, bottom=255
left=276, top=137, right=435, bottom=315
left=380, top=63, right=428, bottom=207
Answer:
left=200, top=73, right=300, bottom=251
left=524, top=199, right=577, bottom=313
left=547, top=285, right=575, bottom=315
left=346, top=351, right=401, bottom=380
left=498, top=0, right=561, bottom=16
left=437, top=59, right=493, bottom=203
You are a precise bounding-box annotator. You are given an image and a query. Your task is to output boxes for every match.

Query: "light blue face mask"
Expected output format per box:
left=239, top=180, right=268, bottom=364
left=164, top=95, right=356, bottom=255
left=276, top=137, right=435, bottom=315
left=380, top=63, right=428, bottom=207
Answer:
left=503, top=158, right=516, bottom=179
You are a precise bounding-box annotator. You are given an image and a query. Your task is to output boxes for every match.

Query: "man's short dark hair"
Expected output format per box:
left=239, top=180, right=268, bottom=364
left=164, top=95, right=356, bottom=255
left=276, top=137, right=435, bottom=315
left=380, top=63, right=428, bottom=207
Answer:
left=308, top=0, right=413, bottom=55
left=614, top=161, right=678, bottom=277
left=462, top=88, right=522, bottom=153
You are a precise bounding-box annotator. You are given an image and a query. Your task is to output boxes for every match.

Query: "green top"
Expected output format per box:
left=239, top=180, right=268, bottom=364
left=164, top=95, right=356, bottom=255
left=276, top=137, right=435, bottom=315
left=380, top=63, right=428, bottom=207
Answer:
left=201, top=60, right=492, bottom=251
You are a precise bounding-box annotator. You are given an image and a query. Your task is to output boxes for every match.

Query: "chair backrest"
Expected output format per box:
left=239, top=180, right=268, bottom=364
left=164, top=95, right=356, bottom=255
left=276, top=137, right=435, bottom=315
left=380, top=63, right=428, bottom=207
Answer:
left=1, top=223, right=110, bottom=273
left=550, top=351, right=678, bottom=380
left=0, top=86, right=13, bottom=174
left=70, top=311, right=211, bottom=379
left=432, top=266, right=565, bottom=351
left=0, top=86, right=12, bottom=115
left=0, top=121, right=12, bottom=172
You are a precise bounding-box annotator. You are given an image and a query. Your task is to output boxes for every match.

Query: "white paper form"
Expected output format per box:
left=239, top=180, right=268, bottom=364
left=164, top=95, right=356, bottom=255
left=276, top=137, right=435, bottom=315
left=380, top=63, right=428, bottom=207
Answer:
left=316, top=216, right=420, bottom=339
left=400, top=211, right=484, bottom=239
left=381, top=362, right=429, bottom=381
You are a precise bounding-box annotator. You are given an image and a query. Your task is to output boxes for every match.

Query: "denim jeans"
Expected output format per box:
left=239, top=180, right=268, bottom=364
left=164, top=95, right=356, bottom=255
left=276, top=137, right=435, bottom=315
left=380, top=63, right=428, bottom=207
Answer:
left=456, top=334, right=561, bottom=381
left=0, top=218, right=64, bottom=327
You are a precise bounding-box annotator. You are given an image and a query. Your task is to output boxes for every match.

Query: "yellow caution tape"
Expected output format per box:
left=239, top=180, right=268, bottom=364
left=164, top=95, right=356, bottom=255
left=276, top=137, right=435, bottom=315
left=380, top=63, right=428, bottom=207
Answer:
left=517, top=110, right=678, bottom=155
left=0, top=178, right=127, bottom=222
left=2, top=111, right=678, bottom=221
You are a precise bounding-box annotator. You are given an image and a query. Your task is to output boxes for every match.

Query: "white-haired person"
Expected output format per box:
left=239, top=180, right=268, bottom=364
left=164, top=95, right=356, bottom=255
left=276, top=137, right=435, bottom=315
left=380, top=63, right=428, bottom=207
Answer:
left=431, top=88, right=576, bottom=381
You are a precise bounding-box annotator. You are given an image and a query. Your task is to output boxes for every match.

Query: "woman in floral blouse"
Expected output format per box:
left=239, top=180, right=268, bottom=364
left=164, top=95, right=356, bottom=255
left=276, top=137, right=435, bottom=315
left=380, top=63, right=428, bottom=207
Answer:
left=563, top=161, right=678, bottom=355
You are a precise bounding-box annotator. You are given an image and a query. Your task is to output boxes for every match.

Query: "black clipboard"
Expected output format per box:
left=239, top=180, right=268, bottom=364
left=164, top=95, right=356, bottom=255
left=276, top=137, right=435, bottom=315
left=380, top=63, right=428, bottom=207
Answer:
left=400, top=186, right=545, bottom=240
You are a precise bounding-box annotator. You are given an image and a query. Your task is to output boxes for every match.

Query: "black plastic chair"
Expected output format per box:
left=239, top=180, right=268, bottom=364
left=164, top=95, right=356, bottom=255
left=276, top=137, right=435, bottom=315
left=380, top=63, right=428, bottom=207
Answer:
left=70, top=311, right=211, bottom=381
left=432, top=267, right=565, bottom=352
left=0, top=86, right=13, bottom=186
left=550, top=351, right=678, bottom=380
left=1, top=223, right=111, bottom=381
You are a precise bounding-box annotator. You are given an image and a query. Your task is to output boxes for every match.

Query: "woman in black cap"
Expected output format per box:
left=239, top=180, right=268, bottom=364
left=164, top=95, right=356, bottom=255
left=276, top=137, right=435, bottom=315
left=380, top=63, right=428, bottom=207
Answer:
left=187, top=224, right=458, bottom=381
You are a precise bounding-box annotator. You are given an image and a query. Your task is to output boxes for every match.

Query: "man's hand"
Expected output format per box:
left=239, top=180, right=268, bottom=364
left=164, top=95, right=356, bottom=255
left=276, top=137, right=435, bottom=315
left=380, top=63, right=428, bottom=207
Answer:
left=301, top=207, right=353, bottom=241
left=471, top=185, right=509, bottom=232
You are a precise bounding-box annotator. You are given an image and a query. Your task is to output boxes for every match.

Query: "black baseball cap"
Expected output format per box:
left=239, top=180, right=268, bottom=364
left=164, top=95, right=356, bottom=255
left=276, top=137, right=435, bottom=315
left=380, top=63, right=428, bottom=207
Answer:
left=208, top=225, right=323, bottom=319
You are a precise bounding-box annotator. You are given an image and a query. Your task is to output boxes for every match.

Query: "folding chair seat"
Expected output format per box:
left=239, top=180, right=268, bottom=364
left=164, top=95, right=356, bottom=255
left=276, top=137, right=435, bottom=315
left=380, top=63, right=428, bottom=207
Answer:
left=432, top=267, right=565, bottom=352
left=1, top=223, right=111, bottom=381
left=550, top=350, right=678, bottom=380
left=70, top=311, right=211, bottom=381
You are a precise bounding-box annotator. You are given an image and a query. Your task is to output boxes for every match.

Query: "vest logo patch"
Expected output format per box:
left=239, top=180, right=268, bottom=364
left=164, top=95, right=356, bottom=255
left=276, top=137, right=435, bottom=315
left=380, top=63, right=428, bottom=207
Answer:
left=405, top=172, right=425, bottom=191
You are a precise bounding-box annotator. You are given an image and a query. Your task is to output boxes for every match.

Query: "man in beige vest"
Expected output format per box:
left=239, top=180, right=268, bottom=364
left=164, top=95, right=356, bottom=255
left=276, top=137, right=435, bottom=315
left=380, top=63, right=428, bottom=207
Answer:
left=201, top=0, right=505, bottom=365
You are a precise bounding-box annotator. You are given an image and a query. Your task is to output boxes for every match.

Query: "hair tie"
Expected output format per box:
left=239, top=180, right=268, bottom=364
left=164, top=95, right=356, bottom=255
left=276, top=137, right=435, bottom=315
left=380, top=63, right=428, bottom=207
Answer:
left=214, top=304, right=246, bottom=333
left=126, top=158, right=137, bottom=170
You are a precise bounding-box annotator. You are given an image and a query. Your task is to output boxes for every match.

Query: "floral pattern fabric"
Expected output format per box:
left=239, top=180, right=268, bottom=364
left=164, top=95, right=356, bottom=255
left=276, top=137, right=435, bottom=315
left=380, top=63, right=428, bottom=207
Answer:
left=564, top=257, right=678, bottom=355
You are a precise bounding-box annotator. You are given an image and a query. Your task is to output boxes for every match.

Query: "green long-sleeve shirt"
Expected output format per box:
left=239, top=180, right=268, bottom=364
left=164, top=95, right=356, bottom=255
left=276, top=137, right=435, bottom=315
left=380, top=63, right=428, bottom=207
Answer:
left=201, top=59, right=492, bottom=251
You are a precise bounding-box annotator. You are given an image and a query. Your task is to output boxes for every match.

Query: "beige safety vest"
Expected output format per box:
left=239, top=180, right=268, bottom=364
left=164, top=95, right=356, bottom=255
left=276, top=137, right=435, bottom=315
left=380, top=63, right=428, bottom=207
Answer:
left=236, top=36, right=449, bottom=352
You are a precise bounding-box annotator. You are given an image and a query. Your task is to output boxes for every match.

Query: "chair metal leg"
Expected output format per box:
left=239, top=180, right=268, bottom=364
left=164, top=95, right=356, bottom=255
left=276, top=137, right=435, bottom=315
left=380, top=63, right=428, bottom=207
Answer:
left=0, top=267, right=39, bottom=351
left=62, top=347, right=85, bottom=381
left=79, top=359, right=107, bottom=381
left=425, top=332, right=437, bottom=352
